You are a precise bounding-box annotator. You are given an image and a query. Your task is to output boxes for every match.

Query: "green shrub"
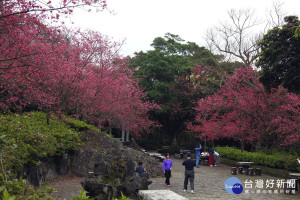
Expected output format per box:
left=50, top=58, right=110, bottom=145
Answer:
left=0, top=112, right=82, bottom=174
left=284, top=159, right=298, bottom=172
left=215, top=146, right=299, bottom=172
left=0, top=112, right=106, bottom=199
left=64, top=117, right=99, bottom=132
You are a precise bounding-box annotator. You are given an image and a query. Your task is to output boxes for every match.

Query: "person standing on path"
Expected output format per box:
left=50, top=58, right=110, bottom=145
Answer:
left=195, top=144, right=202, bottom=168
left=163, top=153, right=173, bottom=186
left=214, top=151, right=220, bottom=166
left=182, top=152, right=196, bottom=194
left=208, top=147, right=215, bottom=167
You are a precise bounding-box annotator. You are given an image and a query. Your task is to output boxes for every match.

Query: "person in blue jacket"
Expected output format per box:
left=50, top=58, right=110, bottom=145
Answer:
left=135, top=161, right=146, bottom=175
left=195, top=144, right=202, bottom=168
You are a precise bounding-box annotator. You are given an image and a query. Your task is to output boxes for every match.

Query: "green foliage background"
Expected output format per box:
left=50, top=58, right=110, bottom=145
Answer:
left=258, top=16, right=300, bottom=94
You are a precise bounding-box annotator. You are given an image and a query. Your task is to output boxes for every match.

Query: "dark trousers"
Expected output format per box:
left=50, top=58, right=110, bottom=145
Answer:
left=165, top=170, right=171, bottom=185
left=184, top=170, right=194, bottom=190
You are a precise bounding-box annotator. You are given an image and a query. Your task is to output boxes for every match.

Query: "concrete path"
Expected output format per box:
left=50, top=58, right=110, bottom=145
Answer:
left=139, top=190, right=188, bottom=200
left=148, top=157, right=300, bottom=200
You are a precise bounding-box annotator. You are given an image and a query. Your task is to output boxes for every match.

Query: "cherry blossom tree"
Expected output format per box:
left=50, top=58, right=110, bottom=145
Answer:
left=188, top=67, right=300, bottom=150
left=0, top=0, right=158, bottom=136
left=0, top=0, right=107, bottom=20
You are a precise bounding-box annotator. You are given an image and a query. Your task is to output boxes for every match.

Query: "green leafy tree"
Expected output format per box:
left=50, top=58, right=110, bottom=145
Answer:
left=257, top=16, right=300, bottom=94
left=130, top=33, right=238, bottom=148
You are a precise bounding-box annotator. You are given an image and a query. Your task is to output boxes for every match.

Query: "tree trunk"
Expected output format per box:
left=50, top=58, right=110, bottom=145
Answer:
left=157, top=129, right=161, bottom=149
left=171, top=132, right=177, bottom=147
left=240, top=141, right=244, bottom=152
left=46, top=112, right=50, bottom=125
left=121, top=129, right=125, bottom=142
left=255, top=139, right=261, bottom=152
left=109, top=128, right=112, bottom=137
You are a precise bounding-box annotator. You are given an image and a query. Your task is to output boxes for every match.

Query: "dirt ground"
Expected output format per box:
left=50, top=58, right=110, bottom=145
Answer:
left=45, top=176, right=85, bottom=200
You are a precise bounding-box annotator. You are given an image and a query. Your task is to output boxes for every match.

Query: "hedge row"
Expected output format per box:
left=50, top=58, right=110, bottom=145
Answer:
left=214, top=146, right=300, bottom=172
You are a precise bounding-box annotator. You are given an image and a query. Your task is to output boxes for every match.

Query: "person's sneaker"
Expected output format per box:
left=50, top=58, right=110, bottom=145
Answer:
left=214, top=165, right=218, bottom=166
left=167, top=185, right=170, bottom=187
left=191, top=190, right=195, bottom=194
left=183, top=189, right=187, bottom=192
left=210, top=165, right=213, bottom=167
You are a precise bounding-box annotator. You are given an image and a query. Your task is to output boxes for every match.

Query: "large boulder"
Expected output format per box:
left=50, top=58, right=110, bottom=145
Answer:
left=26, top=155, right=70, bottom=187
left=26, top=166, right=43, bottom=186
left=70, top=130, right=163, bottom=199
left=122, top=176, right=151, bottom=199
left=81, top=177, right=115, bottom=200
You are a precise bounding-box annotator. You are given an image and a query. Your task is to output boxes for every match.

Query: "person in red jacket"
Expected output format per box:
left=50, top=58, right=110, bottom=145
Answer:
left=208, top=147, right=215, bottom=167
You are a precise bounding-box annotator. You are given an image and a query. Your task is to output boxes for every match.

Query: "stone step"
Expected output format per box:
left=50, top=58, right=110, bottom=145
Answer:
left=138, top=190, right=188, bottom=200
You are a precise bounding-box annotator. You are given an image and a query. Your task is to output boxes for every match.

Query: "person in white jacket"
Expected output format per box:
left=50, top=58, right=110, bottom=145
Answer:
left=214, top=151, right=220, bottom=166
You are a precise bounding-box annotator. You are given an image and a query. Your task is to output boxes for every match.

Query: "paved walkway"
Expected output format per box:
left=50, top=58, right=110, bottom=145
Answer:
left=148, top=157, right=300, bottom=200
left=139, top=190, right=188, bottom=200
left=46, top=157, right=300, bottom=200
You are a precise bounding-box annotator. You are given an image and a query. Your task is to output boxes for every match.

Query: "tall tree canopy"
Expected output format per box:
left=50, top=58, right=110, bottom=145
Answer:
left=257, top=16, right=300, bottom=94
left=130, top=33, right=240, bottom=147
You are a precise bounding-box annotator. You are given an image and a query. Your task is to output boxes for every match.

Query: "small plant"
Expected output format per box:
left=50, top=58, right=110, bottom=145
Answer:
left=72, top=190, right=93, bottom=200
left=0, top=187, right=16, bottom=200
left=112, top=192, right=131, bottom=200
left=0, top=178, right=54, bottom=200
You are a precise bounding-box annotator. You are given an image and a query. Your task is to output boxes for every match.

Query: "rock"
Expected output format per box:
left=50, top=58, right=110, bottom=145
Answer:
left=74, top=130, right=163, bottom=199
left=69, top=150, right=95, bottom=176
left=56, top=154, right=69, bottom=175
left=126, top=160, right=135, bottom=177
left=81, top=177, right=113, bottom=200
left=26, top=166, right=43, bottom=187
left=44, top=167, right=58, bottom=180
left=94, top=157, right=107, bottom=176
left=122, top=176, right=150, bottom=198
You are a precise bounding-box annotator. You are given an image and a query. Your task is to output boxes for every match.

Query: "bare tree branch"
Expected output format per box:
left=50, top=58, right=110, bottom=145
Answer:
left=205, top=3, right=288, bottom=67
